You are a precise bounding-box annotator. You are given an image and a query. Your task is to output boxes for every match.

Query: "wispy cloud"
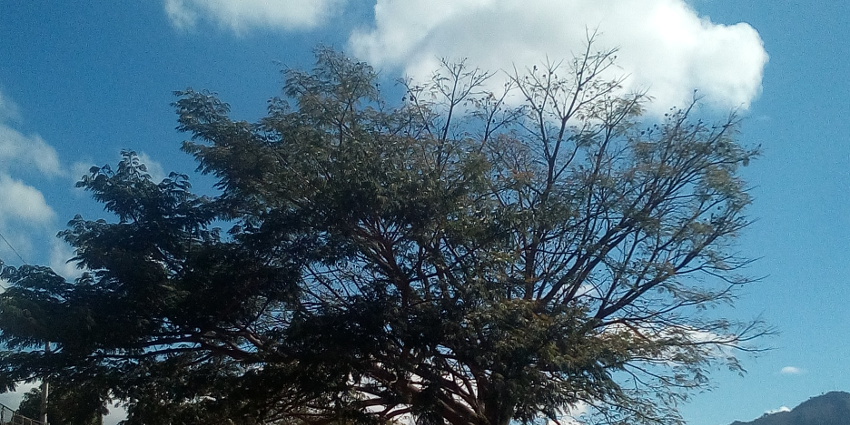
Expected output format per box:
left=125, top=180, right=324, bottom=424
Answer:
left=0, top=90, right=20, bottom=123
left=780, top=366, right=804, bottom=375
left=164, top=0, right=199, bottom=30
left=164, top=0, right=347, bottom=33
left=349, top=0, right=768, bottom=116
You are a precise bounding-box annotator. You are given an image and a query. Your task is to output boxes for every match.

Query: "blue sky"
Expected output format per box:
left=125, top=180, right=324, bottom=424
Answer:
left=0, top=1, right=848, bottom=424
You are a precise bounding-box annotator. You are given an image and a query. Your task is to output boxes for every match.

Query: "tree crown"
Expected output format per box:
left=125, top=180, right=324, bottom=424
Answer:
left=0, top=45, right=763, bottom=425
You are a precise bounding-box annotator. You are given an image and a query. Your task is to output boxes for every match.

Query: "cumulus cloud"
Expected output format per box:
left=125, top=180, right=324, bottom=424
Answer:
left=164, top=0, right=346, bottom=33
left=349, top=0, right=768, bottom=115
left=780, top=366, right=804, bottom=375
left=766, top=406, right=791, bottom=414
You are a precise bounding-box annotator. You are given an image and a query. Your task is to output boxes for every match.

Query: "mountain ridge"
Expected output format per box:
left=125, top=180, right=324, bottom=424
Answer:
left=729, top=391, right=850, bottom=425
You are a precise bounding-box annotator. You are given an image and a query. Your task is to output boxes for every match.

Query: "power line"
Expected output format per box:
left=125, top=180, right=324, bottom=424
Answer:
left=0, top=228, right=27, bottom=265
left=0, top=228, right=27, bottom=292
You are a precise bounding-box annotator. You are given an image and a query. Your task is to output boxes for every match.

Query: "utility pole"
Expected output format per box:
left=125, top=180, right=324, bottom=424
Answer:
left=40, top=342, right=49, bottom=425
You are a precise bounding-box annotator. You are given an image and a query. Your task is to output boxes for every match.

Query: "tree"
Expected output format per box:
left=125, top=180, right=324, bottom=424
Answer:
left=0, top=44, right=763, bottom=425
left=17, top=383, right=106, bottom=425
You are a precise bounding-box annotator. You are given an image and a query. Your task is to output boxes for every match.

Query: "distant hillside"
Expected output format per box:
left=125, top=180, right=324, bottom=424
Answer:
left=730, top=391, right=850, bottom=425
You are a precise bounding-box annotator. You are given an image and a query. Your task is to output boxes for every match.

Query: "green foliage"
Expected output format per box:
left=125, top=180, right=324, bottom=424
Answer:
left=0, top=44, right=763, bottom=425
left=18, top=383, right=106, bottom=425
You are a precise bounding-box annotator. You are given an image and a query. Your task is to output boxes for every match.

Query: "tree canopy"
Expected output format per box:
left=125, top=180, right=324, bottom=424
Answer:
left=0, top=45, right=763, bottom=425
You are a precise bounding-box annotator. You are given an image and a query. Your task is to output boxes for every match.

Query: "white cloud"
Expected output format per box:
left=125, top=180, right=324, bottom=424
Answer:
left=164, top=0, right=199, bottom=30
left=0, top=174, right=55, bottom=226
left=0, top=93, right=61, bottom=177
left=137, top=151, right=167, bottom=183
left=0, top=126, right=62, bottom=177
left=0, top=172, right=56, bottom=264
left=164, top=0, right=346, bottom=33
left=780, top=366, right=804, bottom=375
left=349, top=0, right=768, bottom=115
left=71, top=160, right=95, bottom=187
left=548, top=402, right=589, bottom=425
left=49, top=238, right=82, bottom=280
left=0, top=90, right=59, bottom=230
left=0, top=90, right=21, bottom=123
left=766, top=406, right=791, bottom=414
